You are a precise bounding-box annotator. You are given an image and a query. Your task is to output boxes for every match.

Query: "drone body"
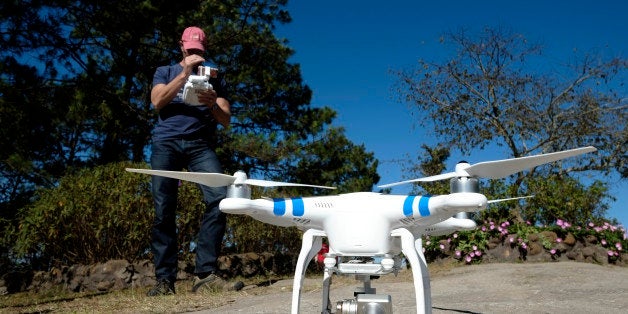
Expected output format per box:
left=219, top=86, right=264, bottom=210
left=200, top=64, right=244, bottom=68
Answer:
left=126, top=146, right=596, bottom=314
left=221, top=192, right=486, bottom=256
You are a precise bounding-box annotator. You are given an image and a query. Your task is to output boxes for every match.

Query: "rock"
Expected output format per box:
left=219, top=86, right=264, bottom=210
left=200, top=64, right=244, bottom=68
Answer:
left=528, top=242, right=543, bottom=255
left=563, top=233, right=576, bottom=246
left=540, top=231, right=558, bottom=243
left=581, top=246, right=598, bottom=264
left=528, top=234, right=539, bottom=242
left=585, top=235, right=598, bottom=244
left=566, top=250, right=582, bottom=261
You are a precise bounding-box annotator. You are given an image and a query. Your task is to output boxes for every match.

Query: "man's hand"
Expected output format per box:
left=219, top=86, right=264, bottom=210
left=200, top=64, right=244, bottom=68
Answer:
left=197, top=89, right=218, bottom=106
left=182, top=54, right=205, bottom=75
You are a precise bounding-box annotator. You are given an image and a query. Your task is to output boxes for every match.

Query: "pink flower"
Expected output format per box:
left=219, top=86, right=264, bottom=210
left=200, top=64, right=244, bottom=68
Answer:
left=550, top=249, right=556, bottom=255
left=472, top=245, right=478, bottom=251
left=556, top=238, right=562, bottom=243
left=481, top=226, right=487, bottom=232
left=440, top=244, right=445, bottom=250
left=469, top=252, right=475, bottom=258
left=509, top=237, right=515, bottom=243
left=588, top=222, right=595, bottom=228
left=465, top=255, right=472, bottom=263
left=616, top=243, right=623, bottom=251
left=601, top=239, right=607, bottom=246
left=557, top=219, right=564, bottom=226
left=608, top=250, right=615, bottom=257
left=475, top=250, right=482, bottom=256
left=455, top=250, right=461, bottom=257
left=453, top=233, right=458, bottom=239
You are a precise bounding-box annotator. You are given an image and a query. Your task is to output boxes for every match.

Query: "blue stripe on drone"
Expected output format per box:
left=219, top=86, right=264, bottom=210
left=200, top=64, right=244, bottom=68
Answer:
left=419, top=196, right=431, bottom=217
left=273, top=198, right=286, bottom=216
left=403, top=196, right=416, bottom=216
left=292, top=197, right=304, bottom=216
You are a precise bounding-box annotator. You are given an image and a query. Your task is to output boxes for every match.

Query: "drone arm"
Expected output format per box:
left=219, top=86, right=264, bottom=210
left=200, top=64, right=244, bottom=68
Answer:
left=410, top=216, right=477, bottom=237
left=406, top=193, right=488, bottom=223
left=219, top=198, right=309, bottom=228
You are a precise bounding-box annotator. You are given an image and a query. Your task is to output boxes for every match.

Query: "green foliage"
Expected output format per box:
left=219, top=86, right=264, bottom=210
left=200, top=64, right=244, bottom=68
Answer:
left=523, top=175, right=612, bottom=225
left=9, top=162, right=154, bottom=267
left=405, top=144, right=451, bottom=195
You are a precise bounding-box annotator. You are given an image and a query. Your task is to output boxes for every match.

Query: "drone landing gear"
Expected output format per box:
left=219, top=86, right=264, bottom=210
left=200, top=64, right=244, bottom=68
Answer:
left=291, top=228, right=432, bottom=314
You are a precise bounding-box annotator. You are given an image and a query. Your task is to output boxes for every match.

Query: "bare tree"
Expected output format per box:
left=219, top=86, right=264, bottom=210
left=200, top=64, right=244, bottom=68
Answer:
left=394, top=27, right=627, bottom=224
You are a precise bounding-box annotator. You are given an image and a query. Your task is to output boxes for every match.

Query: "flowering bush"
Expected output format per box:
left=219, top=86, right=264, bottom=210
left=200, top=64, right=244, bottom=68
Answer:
left=422, top=218, right=627, bottom=265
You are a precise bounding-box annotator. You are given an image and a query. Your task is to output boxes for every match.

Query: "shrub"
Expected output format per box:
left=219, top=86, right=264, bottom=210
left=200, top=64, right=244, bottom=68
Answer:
left=8, top=162, right=154, bottom=268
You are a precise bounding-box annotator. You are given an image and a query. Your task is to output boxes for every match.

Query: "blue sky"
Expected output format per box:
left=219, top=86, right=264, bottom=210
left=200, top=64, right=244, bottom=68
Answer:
left=274, top=0, right=627, bottom=228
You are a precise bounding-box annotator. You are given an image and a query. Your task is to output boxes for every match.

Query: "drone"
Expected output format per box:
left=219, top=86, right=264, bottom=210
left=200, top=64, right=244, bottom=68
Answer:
left=127, top=146, right=596, bottom=314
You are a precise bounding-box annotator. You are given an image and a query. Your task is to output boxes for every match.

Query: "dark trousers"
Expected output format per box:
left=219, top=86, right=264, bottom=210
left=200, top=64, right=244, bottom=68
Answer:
left=150, top=139, right=226, bottom=282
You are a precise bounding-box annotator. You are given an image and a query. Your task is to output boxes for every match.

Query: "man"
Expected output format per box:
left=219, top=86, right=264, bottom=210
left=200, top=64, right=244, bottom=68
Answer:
left=147, top=26, right=242, bottom=296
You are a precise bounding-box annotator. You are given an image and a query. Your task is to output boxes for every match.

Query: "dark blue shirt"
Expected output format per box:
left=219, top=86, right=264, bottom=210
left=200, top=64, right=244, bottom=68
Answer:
left=151, top=64, right=228, bottom=141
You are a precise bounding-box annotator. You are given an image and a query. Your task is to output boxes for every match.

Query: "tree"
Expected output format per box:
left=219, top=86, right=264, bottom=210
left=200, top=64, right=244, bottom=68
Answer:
left=395, top=26, right=626, bottom=224
left=404, top=144, right=451, bottom=196
left=1, top=1, right=380, bottom=266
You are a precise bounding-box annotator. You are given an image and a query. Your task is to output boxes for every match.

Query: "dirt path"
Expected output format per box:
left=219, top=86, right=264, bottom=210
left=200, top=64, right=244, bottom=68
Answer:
left=191, top=262, right=628, bottom=313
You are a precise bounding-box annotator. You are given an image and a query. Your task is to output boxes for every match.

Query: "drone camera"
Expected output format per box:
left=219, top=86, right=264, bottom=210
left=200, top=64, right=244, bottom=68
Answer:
left=336, top=294, right=392, bottom=314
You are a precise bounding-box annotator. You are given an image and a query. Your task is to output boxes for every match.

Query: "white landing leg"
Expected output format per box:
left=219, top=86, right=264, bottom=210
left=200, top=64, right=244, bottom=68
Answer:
left=415, top=238, right=432, bottom=311
left=291, top=229, right=326, bottom=314
left=391, top=228, right=432, bottom=314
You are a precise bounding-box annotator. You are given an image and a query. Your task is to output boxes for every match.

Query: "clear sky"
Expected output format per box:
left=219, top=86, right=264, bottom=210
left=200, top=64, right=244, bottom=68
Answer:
left=274, top=0, right=627, bottom=228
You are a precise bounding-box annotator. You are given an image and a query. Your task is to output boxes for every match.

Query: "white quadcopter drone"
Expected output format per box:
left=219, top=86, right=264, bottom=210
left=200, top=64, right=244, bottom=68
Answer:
left=127, top=146, right=596, bottom=314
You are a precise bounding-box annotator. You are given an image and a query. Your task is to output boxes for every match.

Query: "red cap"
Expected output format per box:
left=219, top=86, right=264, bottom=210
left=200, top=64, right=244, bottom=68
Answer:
left=181, top=26, right=206, bottom=51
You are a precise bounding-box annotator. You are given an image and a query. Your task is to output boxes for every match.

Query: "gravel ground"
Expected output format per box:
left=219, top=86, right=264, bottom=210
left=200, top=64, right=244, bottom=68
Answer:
left=190, top=261, right=628, bottom=313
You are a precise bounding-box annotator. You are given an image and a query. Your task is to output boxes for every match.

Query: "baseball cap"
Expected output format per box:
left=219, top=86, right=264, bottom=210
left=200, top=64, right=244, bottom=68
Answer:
left=181, top=26, right=206, bottom=51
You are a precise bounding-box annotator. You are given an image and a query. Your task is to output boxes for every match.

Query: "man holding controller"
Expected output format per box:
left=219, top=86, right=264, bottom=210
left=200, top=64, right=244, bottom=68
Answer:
left=146, top=26, right=242, bottom=296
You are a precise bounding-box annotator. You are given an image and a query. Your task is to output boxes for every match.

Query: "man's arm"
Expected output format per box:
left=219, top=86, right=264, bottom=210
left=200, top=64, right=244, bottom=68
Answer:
left=151, top=54, right=204, bottom=110
left=197, top=90, right=231, bottom=127
left=213, top=97, right=231, bottom=127
left=150, top=74, right=187, bottom=110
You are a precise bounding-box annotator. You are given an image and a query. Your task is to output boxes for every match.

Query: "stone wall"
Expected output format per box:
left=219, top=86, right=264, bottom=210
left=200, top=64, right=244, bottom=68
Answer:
left=1, top=234, right=626, bottom=295
left=0, top=252, right=298, bottom=295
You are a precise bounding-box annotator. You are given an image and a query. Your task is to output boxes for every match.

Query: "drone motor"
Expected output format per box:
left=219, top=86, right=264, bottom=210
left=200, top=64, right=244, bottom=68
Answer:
left=450, top=172, right=480, bottom=220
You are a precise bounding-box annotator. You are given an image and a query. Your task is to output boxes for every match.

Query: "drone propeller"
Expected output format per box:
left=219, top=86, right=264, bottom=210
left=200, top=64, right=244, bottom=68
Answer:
left=125, top=168, right=336, bottom=190
left=487, top=195, right=534, bottom=204
left=379, top=146, right=597, bottom=188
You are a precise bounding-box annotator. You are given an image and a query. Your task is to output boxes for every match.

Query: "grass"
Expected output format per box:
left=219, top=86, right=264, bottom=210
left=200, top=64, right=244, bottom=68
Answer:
left=0, top=262, right=459, bottom=313
left=1, top=277, right=271, bottom=313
